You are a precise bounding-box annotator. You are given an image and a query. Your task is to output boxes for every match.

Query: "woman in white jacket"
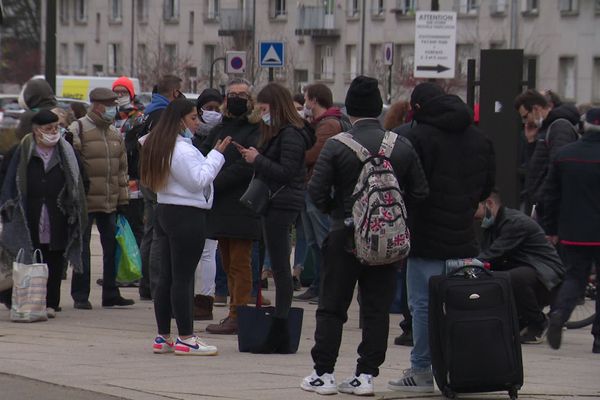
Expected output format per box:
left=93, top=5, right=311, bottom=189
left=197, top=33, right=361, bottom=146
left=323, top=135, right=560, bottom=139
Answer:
left=140, top=98, right=231, bottom=355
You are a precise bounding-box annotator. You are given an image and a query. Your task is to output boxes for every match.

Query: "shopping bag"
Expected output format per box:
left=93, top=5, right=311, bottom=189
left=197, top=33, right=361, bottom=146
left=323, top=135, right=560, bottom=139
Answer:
left=237, top=302, right=304, bottom=353
left=115, top=214, right=142, bottom=283
left=10, top=249, right=48, bottom=322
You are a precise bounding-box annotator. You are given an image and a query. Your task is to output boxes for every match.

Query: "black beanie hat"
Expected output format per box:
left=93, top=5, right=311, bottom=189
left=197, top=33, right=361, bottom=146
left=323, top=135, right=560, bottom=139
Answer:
left=410, top=82, right=445, bottom=110
left=31, top=109, right=59, bottom=125
left=345, top=76, right=383, bottom=118
left=196, top=88, right=223, bottom=110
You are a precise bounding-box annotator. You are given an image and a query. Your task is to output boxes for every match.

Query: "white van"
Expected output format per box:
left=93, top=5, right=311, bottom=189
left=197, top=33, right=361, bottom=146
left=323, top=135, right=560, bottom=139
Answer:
left=32, top=75, right=141, bottom=102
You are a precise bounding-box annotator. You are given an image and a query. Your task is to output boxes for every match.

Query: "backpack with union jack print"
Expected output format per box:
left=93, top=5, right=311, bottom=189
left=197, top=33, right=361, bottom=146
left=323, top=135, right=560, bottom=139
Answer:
left=332, top=130, right=410, bottom=265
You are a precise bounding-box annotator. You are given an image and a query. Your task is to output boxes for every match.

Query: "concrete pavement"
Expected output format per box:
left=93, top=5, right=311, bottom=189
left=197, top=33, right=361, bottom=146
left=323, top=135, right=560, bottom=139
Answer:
left=0, top=232, right=599, bottom=400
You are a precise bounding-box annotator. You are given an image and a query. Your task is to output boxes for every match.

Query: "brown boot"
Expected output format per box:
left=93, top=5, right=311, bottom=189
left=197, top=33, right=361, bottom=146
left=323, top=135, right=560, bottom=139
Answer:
left=206, top=316, right=238, bottom=334
left=193, top=295, right=214, bottom=321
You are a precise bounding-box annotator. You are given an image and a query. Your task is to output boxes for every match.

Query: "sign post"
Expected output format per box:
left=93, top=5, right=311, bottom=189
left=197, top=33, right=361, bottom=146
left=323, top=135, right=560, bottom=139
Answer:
left=414, top=11, right=456, bottom=79
left=383, top=42, right=393, bottom=103
left=259, top=41, right=285, bottom=83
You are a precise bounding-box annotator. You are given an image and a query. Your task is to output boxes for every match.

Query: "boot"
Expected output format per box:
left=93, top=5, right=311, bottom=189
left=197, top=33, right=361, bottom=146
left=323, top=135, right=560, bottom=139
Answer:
left=593, top=336, right=600, bottom=354
left=193, top=295, right=214, bottom=321
left=251, top=317, right=292, bottom=354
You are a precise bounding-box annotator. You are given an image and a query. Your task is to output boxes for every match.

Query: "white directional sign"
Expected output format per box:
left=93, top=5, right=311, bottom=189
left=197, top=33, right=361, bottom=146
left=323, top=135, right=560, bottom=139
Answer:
left=414, top=11, right=456, bottom=79
left=226, top=51, right=246, bottom=74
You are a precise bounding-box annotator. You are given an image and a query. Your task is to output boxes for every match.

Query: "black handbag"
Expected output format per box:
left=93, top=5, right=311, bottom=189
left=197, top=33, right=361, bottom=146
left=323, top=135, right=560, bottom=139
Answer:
left=239, top=177, right=285, bottom=215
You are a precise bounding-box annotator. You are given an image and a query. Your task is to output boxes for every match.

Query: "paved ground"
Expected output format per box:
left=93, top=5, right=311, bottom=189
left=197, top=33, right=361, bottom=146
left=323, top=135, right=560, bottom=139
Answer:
left=0, top=231, right=599, bottom=400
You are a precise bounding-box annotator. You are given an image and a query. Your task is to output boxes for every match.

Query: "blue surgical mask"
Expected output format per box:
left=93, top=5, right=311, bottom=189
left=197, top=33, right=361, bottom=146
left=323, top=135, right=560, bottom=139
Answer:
left=59, top=127, right=67, bottom=137
left=480, top=206, right=495, bottom=229
left=180, top=127, right=193, bottom=139
left=262, top=113, right=271, bottom=126
left=102, top=106, right=117, bottom=122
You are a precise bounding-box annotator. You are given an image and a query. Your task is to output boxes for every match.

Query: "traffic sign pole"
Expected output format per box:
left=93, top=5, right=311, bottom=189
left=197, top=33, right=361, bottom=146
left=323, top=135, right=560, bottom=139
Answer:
left=209, top=57, right=226, bottom=88
left=388, top=65, right=392, bottom=104
left=269, top=68, right=274, bottom=82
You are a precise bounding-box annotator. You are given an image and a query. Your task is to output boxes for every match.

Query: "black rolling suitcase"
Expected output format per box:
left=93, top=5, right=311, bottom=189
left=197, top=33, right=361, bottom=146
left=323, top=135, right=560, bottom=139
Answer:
left=429, top=266, right=523, bottom=400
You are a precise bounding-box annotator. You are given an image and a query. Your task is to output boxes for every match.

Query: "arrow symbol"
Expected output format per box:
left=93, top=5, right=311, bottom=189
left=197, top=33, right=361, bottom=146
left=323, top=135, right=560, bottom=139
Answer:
left=416, top=64, right=450, bottom=73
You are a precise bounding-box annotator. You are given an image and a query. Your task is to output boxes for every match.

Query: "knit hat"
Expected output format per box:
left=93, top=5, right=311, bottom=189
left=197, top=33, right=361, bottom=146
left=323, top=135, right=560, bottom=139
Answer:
left=31, top=109, right=59, bottom=125
left=583, top=107, right=600, bottom=133
left=345, top=76, right=383, bottom=118
left=196, top=88, right=223, bottom=110
left=112, top=76, right=135, bottom=98
left=410, top=82, right=445, bottom=110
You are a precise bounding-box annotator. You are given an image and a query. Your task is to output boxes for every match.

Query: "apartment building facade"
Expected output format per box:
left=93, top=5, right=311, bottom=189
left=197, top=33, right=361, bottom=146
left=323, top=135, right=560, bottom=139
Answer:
left=49, top=0, right=600, bottom=104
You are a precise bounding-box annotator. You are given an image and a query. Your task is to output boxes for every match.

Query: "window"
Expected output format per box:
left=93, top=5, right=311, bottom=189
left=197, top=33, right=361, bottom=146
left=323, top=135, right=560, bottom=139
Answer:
left=206, top=0, right=219, bottom=20
left=186, top=67, right=198, bottom=93
left=109, top=0, right=122, bottom=22
left=74, top=0, right=87, bottom=22
left=95, top=13, right=101, bottom=42
left=93, top=64, right=104, bottom=76
left=456, top=0, right=478, bottom=15
left=593, top=57, right=600, bottom=102
left=137, top=43, right=147, bottom=75
left=395, top=0, right=416, bottom=15
left=165, top=44, right=177, bottom=60
left=59, top=0, right=70, bottom=24
left=456, top=44, right=475, bottom=78
left=294, top=69, right=309, bottom=94
left=74, top=43, right=85, bottom=72
left=521, top=0, right=538, bottom=14
left=137, top=0, right=149, bottom=23
left=203, top=44, right=217, bottom=75
left=522, top=54, right=538, bottom=84
left=59, top=43, right=69, bottom=73
left=372, top=0, right=385, bottom=16
left=347, top=0, right=360, bottom=17
left=164, top=0, right=180, bottom=21
left=559, top=0, right=578, bottom=14
left=316, top=45, right=334, bottom=81
left=272, top=0, right=286, bottom=17
left=558, top=57, right=576, bottom=101
left=188, top=12, right=195, bottom=44
left=490, top=0, right=507, bottom=14
left=108, top=43, right=122, bottom=75
left=345, top=45, right=358, bottom=82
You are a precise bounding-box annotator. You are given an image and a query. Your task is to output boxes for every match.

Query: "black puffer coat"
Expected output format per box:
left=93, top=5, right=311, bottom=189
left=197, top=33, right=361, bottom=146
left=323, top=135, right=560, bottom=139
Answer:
left=254, top=124, right=315, bottom=212
left=309, top=118, right=429, bottom=222
left=198, top=115, right=262, bottom=240
left=402, top=94, right=495, bottom=259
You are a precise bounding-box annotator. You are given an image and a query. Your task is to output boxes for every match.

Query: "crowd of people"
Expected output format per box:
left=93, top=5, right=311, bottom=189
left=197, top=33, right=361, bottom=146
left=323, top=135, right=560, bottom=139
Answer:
left=0, top=73, right=598, bottom=396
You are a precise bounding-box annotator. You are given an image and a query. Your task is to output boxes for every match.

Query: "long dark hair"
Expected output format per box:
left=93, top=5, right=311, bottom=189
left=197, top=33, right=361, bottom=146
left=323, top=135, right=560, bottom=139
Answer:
left=140, top=98, right=195, bottom=192
left=256, top=83, right=304, bottom=145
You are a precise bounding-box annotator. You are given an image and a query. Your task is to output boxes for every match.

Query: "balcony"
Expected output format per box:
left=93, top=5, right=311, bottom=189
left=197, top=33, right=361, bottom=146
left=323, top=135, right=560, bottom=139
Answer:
left=218, top=8, right=253, bottom=36
left=295, top=6, right=340, bottom=38
left=391, top=0, right=417, bottom=17
left=314, top=71, right=335, bottom=82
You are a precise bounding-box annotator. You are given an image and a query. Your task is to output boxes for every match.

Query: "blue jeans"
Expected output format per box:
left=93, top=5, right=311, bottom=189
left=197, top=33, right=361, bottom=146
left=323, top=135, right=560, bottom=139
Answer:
left=407, top=257, right=445, bottom=370
left=300, top=192, right=330, bottom=290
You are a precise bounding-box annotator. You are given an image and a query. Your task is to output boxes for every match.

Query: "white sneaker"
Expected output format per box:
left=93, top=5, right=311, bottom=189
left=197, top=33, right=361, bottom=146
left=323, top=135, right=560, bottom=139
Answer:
left=301, top=371, right=337, bottom=395
left=152, top=335, right=175, bottom=354
left=388, top=368, right=434, bottom=393
left=46, top=308, right=56, bottom=319
left=174, top=336, right=218, bottom=356
left=338, top=373, right=374, bottom=396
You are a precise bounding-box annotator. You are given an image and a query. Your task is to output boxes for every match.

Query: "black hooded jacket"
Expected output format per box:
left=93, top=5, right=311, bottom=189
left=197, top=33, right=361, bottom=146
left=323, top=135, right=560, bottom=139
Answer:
left=17, top=79, right=58, bottom=139
left=524, top=104, right=579, bottom=208
left=254, top=124, right=315, bottom=212
left=401, top=94, right=495, bottom=259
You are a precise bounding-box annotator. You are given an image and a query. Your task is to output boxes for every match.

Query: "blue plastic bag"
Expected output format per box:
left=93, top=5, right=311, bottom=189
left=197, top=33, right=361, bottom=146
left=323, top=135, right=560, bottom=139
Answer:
left=115, top=214, right=142, bottom=283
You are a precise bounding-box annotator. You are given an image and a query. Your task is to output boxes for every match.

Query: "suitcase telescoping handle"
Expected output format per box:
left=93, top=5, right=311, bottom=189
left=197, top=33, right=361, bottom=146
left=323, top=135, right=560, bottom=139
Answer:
left=447, top=264, right=492, bottom=279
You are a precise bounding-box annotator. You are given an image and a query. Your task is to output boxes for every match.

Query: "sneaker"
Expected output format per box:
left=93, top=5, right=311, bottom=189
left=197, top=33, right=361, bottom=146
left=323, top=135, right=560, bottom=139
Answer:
left=338, top=373, right=374, bottom=396
left=46, top=307, right=56, bottom=319
left=294, top=288, right=318, bottom=302
left=520, top=320, right=548, bottom=344
left=388, top=368, right=434, bottom=393
left=301, top=371, right=337, bottom=395
left=153, top=336, right=175, bottom=354
left=174, top=336, right=218, bottom=356
left=73, top=300, right=93, bottom=310
left=547, top=312, right=564, bottom=350
left=394, top=331, right=413, bottom=346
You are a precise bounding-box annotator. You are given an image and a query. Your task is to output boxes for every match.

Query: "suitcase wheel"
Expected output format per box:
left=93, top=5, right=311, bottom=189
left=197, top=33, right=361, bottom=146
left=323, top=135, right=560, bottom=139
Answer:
left=509, top=386, right=519, bottom=400
left=442, top=387, right=456, bottom=399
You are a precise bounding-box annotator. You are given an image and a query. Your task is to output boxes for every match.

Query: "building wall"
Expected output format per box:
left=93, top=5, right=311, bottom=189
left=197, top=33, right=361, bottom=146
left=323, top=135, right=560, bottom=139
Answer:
left=51, top=0, right=600, bottom=104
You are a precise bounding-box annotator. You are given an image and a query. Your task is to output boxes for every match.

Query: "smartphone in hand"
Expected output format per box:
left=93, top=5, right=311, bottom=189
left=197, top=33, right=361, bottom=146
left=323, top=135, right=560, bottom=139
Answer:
left=231, top=141, right=245, bottom=152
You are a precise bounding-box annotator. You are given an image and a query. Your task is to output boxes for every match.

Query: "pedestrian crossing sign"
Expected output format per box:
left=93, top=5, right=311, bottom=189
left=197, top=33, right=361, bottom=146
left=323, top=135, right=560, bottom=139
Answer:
left=259, top=41, right=285, bottom=68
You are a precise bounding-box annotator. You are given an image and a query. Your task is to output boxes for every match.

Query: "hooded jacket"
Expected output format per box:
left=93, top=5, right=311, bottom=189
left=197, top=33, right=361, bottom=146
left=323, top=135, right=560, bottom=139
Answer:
left=402, top=94, right=495, bottom=259
left=17, top=79, right=58, bottom=139
left=305, top=107, right=348, bottom=178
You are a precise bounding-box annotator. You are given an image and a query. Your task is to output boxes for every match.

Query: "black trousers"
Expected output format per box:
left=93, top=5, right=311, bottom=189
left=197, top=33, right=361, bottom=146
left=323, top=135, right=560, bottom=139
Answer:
left=262, top=208, right=298, bottom=318
left=140, top=187, right=160, bottom=299
left=38, top=245, right=65, bottom=310
left=154, top=204, right=207, bottom=336
left=311, top=228, right=397, bottom=377
left=552, top=246, right=600, bottom=336
left=506, top=266, right=549, bottom=330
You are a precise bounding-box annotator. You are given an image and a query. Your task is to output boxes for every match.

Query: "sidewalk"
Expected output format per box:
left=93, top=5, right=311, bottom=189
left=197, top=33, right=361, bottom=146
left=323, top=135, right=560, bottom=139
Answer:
left=0, top=233, right=599, bottom=400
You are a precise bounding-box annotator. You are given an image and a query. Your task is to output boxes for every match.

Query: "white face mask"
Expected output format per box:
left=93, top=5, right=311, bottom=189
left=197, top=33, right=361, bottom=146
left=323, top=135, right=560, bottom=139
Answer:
left=298, top=109, right=306, bottom=119
left=39, top=131, right=61, bottom=147
left=303, top=106, right=313, bottom=118
left=116, top=96, right=131, bottom=108
left=202, top=109, right=223, bottom=127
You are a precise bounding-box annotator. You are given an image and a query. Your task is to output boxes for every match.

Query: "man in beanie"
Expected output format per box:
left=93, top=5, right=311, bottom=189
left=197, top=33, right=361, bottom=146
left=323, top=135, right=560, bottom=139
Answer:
left=543, top=107, right=600, bottom=354
left=388, top=82, right=495, bottom=392
left=69, top=87, right=134, bottom=309
left=301, top=76, right=428, bottom=395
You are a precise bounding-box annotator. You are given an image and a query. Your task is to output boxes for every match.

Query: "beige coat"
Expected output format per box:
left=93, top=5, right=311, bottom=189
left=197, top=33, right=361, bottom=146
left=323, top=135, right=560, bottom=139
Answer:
left=69, top=111, right=128, bottom=213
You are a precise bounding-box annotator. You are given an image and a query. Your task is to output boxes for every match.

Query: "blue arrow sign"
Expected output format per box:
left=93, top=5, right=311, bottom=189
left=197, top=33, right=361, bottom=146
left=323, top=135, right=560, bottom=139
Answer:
left=259, top=42, right=285, bottom=68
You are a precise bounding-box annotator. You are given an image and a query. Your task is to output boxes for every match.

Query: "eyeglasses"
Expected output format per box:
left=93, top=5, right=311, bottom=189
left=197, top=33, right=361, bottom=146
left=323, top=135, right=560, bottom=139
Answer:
left=113, top=89, right=130, bottom=97
left=39, top=125, right=59, bottom=134
left=227, top=92, right=249, bottom=100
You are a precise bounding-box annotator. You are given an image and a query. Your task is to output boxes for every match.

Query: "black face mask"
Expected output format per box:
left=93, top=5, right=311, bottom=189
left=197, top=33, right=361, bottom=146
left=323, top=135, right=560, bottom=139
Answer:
left=227, top=97, right=248, bottom=117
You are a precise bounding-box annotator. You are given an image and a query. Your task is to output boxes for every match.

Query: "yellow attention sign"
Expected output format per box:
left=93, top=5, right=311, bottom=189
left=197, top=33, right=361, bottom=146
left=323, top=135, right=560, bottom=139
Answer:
left=60, top=79, right=90, bottom=100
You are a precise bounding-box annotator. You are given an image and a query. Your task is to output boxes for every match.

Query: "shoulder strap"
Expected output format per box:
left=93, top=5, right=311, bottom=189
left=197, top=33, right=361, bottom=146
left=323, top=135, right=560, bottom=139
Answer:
left=379, top=131, right=398, bottom=158
left=332, top=132, right=370, bottom=162
left=77, top=119, right=84, bottom=144
left=547, top=118, right=578, bottom=144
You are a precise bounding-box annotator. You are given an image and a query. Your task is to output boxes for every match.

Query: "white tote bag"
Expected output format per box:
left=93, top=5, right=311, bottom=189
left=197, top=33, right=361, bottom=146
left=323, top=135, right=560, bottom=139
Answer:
left=10, top=249, right=48, bottom=322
